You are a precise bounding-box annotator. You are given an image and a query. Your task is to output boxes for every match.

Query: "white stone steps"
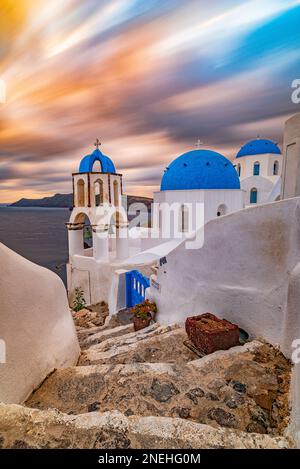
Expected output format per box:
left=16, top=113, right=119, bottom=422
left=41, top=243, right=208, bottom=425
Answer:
left=78, top=326, right=194, bottom=366
left=80, top=323, right=134, bottom=349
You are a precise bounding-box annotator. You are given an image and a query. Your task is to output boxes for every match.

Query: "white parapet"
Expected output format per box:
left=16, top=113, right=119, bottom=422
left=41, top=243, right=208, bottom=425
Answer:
left=281, top=112, right=300, bottom=199
left=0, top=242, right=80, bottom=404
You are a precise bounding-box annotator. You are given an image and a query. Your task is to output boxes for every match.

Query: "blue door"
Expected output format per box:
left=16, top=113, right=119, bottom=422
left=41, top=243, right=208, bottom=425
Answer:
left=250, top=188, right=257, bottom=204
left=125, top=270, right=150, bottom=308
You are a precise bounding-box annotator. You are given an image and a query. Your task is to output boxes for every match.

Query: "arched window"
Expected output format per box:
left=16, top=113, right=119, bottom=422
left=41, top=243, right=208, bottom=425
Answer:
left=273, top=160, right=279, bottom=176
left=179, top=205, right=189, bottom=232
left=250, top=188, right=258, bottom=204
left=77, top=179, right=85, bottom=207
left=217, top=204, right=227, bottom=217
left=236, top=164, right=241, bottom=177
left=253, top=162, right=260, bottom=176
left=113, top=180, right=119, bottom=207
left=92, top=159, right=102, bottom=172
left=83, top=215, right=93, bottom=252
left=95, top=179, right=104, bottom=206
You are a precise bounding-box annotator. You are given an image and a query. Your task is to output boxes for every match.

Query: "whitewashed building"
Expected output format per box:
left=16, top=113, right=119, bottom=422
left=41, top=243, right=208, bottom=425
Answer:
left=155, top=148, right=243, bottom=236
left=233, top=138, right=282, bottom=206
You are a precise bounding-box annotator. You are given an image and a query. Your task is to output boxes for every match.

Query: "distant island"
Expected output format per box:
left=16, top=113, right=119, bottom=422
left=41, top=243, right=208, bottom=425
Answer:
left=10, top=193, right=153, bottom=211
left=10, top=193, right=73, bottom=208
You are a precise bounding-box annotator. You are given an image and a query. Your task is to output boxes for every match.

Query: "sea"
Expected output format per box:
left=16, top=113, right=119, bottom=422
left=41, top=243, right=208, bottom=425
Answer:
left=0, top=206, right=70, bottom=284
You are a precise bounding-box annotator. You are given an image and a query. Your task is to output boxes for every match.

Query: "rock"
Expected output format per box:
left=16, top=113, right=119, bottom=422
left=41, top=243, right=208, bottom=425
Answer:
left=246, top=422, right=267, bottom=434
left=206, top=392, right=219, bottom=401
left=11, top=440, right=37, bottom=449
left=231, top=381, right=247, bottom=393
left=171, top=407, right=191, bottom=419
left=207, top=379, right=226, bottom=392
left=220, top=386, right=245, bottom=409
left=208, top=408, right=238, bottom=428
left=252, top=391, right=277, bottom=411
left=186, top=388, right=205, bottom=404
left=88, top=402, right=101, bottom=412
left=250, top=407, right=270, bottom=429
left=149, top=379, right=180, bottom=403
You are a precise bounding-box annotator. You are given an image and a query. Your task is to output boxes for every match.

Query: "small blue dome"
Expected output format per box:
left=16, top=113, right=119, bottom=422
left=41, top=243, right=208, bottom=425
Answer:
left=161, top=149, right=240, bottom=191
left=236, top=139, right=281, bottom=158
left=79, top=148, right=116, bottom=173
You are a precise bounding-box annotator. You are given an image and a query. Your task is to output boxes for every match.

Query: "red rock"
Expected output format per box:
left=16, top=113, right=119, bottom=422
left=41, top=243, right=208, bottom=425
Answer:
left=185, top=313, right=240, bottom=355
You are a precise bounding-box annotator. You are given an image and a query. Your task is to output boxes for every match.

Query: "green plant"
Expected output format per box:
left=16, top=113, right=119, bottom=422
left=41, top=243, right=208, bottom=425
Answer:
left=73, top=287, right=86, bottom=312
left=132, top=300, right=157, bottom=320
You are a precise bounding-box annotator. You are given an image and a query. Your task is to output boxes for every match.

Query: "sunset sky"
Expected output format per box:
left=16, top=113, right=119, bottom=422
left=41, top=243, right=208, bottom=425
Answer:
left=0, top=0, right=300, bottom=202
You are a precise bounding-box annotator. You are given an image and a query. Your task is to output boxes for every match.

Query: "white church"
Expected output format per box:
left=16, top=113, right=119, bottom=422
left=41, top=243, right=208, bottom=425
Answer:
left=66, top=136, right=282, bottom=309
left=233, top=138, right=282, bottom=205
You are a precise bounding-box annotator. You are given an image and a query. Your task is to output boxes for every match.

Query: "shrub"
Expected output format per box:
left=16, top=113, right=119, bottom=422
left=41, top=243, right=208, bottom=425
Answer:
left=73, top=287, right=86, bottom=312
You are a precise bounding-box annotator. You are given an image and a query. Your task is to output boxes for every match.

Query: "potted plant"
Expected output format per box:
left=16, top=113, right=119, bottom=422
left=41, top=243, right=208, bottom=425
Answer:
left=132, top=300, right=157, bottom=331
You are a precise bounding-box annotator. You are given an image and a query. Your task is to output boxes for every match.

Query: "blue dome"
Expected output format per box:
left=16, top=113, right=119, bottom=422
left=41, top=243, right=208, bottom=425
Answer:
left=161, top=149, right=240, bottom=191
left=236, top=139, right=281, bottom=158
left=79, top=148, right=116, bottom=173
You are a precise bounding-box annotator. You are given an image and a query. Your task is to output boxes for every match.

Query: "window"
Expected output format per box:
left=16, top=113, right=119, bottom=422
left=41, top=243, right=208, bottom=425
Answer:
left=217, top=204, right=227, bottom=217
left=113, top=180, right=119, bottom=206
left=95, top=179, right=104, bottom=206
left=250, top=188, right=258, bottom=204
left=77, top=179, right=85, bottom=207
left=179, top=205, right=189, bottom=232
left=253, top=162, right=260, bottom=176
left=273, top=160, right=279, bottom=176
left=236, top=164, right=241, bottom=177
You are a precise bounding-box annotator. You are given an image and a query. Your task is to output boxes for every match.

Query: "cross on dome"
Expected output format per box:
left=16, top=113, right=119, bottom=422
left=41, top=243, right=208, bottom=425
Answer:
left=94, top=138, right=101, bottom=149
left=195, top=138, right=203, bottom=149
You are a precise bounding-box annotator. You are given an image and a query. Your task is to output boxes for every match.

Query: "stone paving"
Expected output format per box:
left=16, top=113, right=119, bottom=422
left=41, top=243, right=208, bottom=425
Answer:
left=0, top=306, right=294, bottom=449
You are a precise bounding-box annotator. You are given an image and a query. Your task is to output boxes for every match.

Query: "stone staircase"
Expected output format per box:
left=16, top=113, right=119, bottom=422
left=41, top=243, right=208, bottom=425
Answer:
left=0, top=308, right=294, bottom=449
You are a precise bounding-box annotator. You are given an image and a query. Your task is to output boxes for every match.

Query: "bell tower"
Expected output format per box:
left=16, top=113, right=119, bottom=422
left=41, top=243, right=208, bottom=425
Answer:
left=67, top=141, right=129, bottom=264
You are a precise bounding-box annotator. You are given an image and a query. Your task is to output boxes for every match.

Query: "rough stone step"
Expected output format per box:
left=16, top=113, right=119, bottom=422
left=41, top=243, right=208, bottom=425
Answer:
left=76, top=313, right=129, bottom=343
left=78, top=327, right=196, bottom=366
left=25, top=341, right=291, bottom=437
left=80, top=323, right=135, bottom=349
left=83, top=322, right=167, bottom=352
left=0, top=404, right=292, bottom=449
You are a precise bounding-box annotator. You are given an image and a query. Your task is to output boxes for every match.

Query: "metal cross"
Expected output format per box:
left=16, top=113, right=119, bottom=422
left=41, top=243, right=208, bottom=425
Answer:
left=195, top=138, right=203, bottom=149
left=94, top=138, right=101, bottom=149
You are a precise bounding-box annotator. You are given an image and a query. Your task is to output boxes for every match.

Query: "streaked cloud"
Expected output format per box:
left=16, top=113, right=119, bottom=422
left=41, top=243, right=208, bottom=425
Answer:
left=0, top=0, right=300, bottom=201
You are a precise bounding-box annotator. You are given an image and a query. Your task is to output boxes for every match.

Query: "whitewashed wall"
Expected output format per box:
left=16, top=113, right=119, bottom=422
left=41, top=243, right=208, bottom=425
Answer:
left=0, top=243, right=80, bottom=403
left=150, top=197, right=300, bottom=358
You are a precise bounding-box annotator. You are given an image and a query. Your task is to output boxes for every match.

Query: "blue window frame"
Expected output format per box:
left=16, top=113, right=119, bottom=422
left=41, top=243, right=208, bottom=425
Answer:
left=250, top=188, right=257, bottom=204
left=253, top=162, right=260, bottom=176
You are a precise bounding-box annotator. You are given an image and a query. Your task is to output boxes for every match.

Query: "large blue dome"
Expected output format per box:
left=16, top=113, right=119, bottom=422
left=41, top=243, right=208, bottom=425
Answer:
left=160, top=149, right=240, bottom=191
left=236, top=139, right=281, bottom=158
left=79, top=148, right=116, bottom=173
